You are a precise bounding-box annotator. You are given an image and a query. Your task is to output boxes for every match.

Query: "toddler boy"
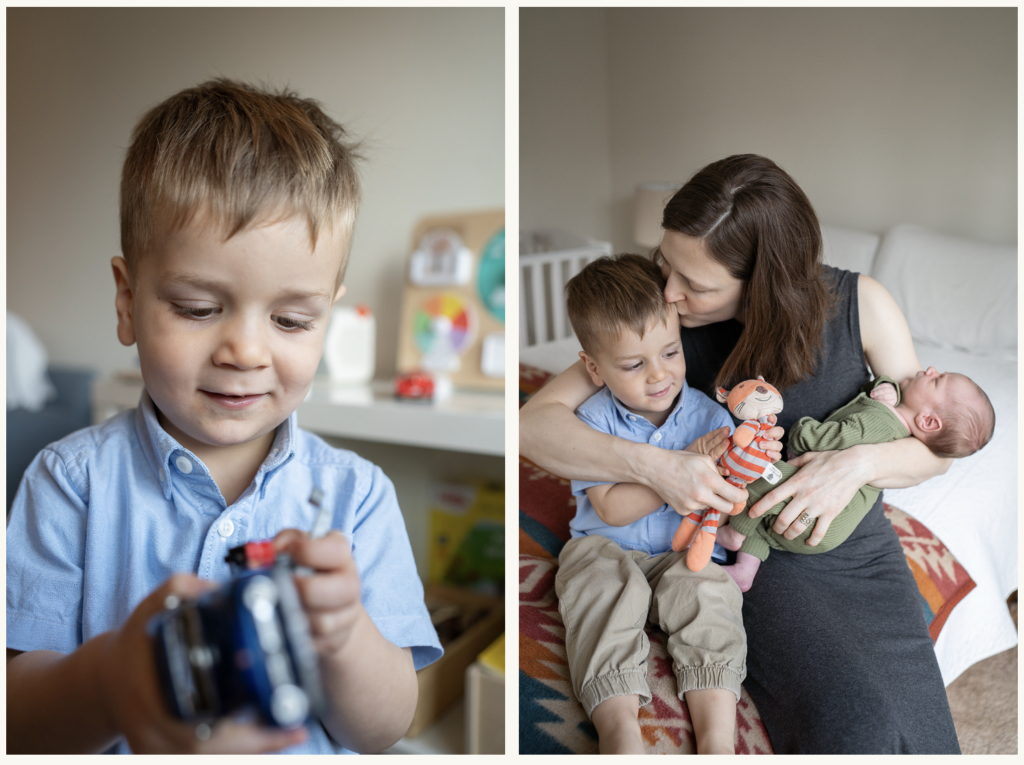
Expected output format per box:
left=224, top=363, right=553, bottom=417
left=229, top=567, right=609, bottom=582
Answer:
left=717, top=368, right=996, bottom=591
left=558, top=254, right=745, bottom=754
left=6, top=80, right=442, bottom=754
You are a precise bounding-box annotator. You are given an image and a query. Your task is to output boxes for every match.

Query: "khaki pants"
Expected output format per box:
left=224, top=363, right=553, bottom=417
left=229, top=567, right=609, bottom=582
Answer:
left=555, top=535, right=746, bottom=717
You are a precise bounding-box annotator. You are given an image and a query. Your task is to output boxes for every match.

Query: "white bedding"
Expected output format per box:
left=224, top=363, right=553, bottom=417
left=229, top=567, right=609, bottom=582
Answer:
left=885, top=344, right=1018, bottom=685
left=519, top=337, right=1018, bottom=686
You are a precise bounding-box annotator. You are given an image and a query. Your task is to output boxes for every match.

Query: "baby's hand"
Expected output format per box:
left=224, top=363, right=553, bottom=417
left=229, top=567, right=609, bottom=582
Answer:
left=870, top=382, right=898, bottom=407
left=274, top=529, right=362, bottom=658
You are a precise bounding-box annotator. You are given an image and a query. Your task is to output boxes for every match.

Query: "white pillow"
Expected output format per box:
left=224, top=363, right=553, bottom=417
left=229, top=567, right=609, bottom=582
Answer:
left=872, top=224, right=1017, bottom=358
left=820, top=224, right=880, bottom=275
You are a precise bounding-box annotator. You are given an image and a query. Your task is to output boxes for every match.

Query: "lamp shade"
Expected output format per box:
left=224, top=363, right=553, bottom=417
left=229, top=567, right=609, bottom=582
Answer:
left=633, top=183, right=681, bottom=248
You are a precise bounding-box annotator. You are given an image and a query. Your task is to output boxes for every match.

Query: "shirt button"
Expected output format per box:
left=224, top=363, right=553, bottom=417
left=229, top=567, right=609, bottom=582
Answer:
left=175, top=456, right=193, bottom=474
left=218, top=519, right=234, bottom=538
left=654, top=432, right=662, bottom=442
left=629, top=415, right=637, bottom=421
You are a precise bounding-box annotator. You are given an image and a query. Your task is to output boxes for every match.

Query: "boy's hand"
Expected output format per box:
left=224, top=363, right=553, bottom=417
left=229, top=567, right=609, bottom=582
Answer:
left=100, top=574, right=308, bottom=754
left=870, top=382, right=898, bottom=407
left=759, top=414, right=785, bottom=463
left=274, top=529, right=363, bottom=658
left=684, top=426, right=731, bottom=461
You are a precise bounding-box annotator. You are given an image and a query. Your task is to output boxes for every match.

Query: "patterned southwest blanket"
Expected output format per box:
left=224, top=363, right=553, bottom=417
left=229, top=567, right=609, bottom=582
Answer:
left=518, top=364, right=976, bottom=755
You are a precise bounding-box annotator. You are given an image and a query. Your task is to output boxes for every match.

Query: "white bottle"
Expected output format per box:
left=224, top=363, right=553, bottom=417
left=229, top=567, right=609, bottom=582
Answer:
left=324, top=305, right=376, bottom=384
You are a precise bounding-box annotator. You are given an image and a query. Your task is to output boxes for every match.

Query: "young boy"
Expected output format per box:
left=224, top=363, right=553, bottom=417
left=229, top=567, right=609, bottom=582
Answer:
left=558, top=254, right=745, bottom=755
left=717, top=368, right=996, bottom=591
left=6, top=80, right=442, bottom=754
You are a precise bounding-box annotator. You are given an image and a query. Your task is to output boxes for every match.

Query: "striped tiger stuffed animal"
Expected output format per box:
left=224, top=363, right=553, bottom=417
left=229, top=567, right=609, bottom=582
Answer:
left=671, top=377, right=784, bottom=572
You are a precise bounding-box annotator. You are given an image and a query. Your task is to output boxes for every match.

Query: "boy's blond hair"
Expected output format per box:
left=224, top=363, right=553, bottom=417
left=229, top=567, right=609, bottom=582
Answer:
left=120, top=78, right=361, bottom=289
left=565, top=254, right=673, bottom=354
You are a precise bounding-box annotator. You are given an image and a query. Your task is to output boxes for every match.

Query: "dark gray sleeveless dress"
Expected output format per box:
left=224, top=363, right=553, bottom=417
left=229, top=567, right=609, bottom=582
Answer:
left=681, top=266, right=960, bottom=754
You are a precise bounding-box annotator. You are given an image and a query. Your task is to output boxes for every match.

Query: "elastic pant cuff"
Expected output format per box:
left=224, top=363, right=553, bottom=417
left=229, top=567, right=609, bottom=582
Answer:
left=579, top=669, right=652, bottom=718
left=676, top=665, right=745, bottom=703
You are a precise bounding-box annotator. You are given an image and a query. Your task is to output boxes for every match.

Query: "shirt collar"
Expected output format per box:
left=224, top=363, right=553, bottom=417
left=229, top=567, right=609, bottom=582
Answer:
left=134, top=390, right=297, bottom=501
left=610, top=379, right=690, bottom=430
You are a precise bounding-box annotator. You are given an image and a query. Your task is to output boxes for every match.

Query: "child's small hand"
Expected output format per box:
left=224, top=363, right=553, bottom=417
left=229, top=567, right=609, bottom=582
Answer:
left=685, top=426, right=731, bottom=461
left=100, top=574, right=308, bottom=753
left=870, top=382, right=898, bottom=407
left=759, top=415, right=785, bottom=463
left=274, top=529, right=363, bottom=658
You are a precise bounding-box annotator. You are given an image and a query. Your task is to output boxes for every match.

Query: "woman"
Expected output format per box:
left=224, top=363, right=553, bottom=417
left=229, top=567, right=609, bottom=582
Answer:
left=519, top=154, right=960, bottom=753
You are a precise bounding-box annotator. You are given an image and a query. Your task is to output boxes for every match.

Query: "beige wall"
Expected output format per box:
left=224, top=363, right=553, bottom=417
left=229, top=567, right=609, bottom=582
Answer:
left=8, top=7, right=504, bottom=377
left=519, top=8, right=614, bottom=243
left=521, top=7, right=1016, bottom=253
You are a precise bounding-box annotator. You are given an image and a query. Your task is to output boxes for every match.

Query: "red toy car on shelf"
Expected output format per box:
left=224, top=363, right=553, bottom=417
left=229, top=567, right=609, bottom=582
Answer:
left=394, top=370, right=435, bottom=400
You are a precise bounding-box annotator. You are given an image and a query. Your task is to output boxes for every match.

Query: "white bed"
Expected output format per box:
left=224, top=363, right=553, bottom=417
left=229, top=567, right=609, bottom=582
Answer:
left=519, top=224, right=1018, bottom=686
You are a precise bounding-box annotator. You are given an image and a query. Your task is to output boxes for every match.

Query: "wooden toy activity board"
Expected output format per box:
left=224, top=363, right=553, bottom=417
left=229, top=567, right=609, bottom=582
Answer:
left=396, top=209, right=505, bottom=391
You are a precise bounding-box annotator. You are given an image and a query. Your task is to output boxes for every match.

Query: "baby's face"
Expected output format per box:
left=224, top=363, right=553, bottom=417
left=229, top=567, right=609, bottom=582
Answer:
left=115, top=215, right=345, bottom=455
left=584, top=317, right=686, bottom=423
left=899, top=367, right=974, bottom=417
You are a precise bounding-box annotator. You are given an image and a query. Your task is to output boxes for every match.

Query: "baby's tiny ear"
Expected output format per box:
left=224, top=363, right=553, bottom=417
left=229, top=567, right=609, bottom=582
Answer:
left=916, top=411, right=942, bottom=434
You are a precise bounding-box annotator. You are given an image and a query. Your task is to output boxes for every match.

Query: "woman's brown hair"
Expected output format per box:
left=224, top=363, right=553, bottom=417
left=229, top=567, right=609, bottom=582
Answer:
left=658, top=154, right=834, bottom=392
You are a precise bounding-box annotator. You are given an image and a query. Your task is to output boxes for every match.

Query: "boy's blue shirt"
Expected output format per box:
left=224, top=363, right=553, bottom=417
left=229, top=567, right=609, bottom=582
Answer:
left=570, top=381, right=734, bottom=556
left=6, top=391, right=443, bottom=754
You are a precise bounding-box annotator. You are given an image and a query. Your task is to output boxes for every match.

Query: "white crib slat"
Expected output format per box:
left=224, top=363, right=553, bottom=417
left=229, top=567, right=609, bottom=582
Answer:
left=529, top=260, right=546, bottom=345
left=551, top=260, right=568, bottom=341
left=519, top=239, right=613, bottom=349
left=519, top=260, right=531, bottom=347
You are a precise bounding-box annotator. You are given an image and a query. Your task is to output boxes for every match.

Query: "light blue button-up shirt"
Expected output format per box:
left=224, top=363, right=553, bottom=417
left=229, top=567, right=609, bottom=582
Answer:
left=570, top=382, right=734, bottom=556
left=7, top=392, right=442, bottom=754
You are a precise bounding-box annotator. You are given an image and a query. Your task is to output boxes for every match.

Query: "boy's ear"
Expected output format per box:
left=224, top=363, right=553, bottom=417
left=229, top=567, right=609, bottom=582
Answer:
left=332, top=284, right=347, bottom=304
left=915, top=410, right=942, bottom=434
left=111, top=257, right=136, bottom=347
left=579, top=351, right=605, bottom=388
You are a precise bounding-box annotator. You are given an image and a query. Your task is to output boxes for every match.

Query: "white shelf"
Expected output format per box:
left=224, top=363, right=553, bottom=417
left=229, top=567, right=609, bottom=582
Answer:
left=91, top=375, right=504, bottom=457
left=301, top=378, right=503, bottom=456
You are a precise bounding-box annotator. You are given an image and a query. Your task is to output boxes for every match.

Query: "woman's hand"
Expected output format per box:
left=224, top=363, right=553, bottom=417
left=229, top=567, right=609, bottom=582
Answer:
left=639, top=445, right=748, bottom=516
left=747, top=446, right=872, bottom=545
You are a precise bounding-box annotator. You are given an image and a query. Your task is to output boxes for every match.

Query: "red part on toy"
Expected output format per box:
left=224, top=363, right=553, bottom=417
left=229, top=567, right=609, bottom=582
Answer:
left=224, top=540, right=277, bottom=571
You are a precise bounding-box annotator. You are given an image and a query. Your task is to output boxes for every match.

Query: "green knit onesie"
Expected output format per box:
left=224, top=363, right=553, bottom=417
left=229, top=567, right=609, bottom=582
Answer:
left=726, top=376, right=910, bottom=560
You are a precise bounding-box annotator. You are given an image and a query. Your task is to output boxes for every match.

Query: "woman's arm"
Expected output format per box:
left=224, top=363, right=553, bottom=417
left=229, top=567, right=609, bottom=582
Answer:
left=519, top=360, right=747, bottom=515
left=750, top=275, right=951, bottom=545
